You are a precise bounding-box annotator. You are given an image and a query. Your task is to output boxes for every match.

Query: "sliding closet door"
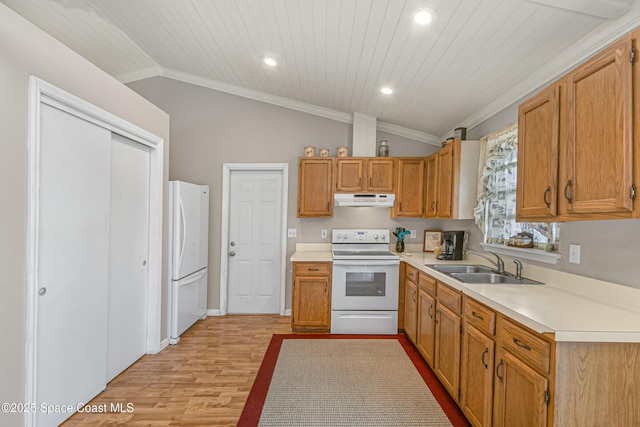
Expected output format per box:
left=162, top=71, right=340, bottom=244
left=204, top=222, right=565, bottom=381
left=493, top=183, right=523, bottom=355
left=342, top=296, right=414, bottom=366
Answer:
left=107, top=134, right=150, bottom=381
left=37, top=103, right=111, bottom=427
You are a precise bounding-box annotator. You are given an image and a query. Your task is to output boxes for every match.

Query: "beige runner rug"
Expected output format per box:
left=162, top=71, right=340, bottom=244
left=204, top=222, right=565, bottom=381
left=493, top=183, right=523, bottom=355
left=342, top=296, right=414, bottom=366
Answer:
left=258, top=339, right=453, bottom=426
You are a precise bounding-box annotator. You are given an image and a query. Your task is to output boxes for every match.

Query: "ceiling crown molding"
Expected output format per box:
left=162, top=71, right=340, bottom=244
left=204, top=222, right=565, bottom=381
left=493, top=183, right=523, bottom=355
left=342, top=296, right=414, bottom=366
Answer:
left=121, top=67, right=441, bottom=145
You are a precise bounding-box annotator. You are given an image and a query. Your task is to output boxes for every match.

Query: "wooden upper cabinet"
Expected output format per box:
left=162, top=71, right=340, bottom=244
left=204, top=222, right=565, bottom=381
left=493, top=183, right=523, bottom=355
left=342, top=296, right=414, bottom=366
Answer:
left=425, top=153, right=438, bottom=217
left=394, top=158, right=425, bottom=217
left=297, top=158, right=333, bottom=217
left=437, top=143, right=454, bottom=218
left=335, top=159, right=364, bottom=192
left=335, top=158, right=394, bottom=193
left=367, top=158, right=395, bottom=192
left=424, top=140, right=480, bottom=219
left=562, top=34, right=635, bottom=216
left=516, top=85, right=560, bottom=221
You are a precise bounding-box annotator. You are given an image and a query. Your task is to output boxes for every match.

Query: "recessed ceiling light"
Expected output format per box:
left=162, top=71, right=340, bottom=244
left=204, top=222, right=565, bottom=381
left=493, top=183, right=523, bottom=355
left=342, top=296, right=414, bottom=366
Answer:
left=380, top=87, right=393, bottom=95
left=263, top=57, right=278, bottom=67
left=413, top=7, right=438, bottom=26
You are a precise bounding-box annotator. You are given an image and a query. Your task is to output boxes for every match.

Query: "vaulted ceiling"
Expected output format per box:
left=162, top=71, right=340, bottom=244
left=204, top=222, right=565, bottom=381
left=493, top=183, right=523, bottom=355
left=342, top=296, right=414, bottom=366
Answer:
left=3, top=0, right=640, bottom=143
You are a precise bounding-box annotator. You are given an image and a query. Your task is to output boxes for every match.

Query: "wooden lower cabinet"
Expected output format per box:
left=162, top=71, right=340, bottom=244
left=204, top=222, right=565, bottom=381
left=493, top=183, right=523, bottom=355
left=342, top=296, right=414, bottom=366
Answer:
left=404, top=279, right=418, bottom=344
left=291, top=262, right=331, bottom=331
left=416, top=287, right=436, bottom=367
left=493, top=347, right=549, bottom=427
left=434, top=303, right=462, bottom=399
left=460, top=323, right=495, bottom=427
left=401, top=269, right=640, bottom=426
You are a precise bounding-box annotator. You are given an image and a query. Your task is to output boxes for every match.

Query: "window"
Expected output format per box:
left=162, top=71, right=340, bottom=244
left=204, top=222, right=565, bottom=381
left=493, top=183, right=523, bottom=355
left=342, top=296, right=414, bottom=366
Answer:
left=473, top=123, right=559, bottom=262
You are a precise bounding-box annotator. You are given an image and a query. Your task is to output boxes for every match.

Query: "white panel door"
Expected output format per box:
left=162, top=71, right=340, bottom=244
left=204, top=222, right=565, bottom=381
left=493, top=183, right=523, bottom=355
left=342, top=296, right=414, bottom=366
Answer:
left=37, top=104, right=111, bottom=427
left=107, top=134, right=150, bottom=382
left=227, top=170, right=282, bottom=313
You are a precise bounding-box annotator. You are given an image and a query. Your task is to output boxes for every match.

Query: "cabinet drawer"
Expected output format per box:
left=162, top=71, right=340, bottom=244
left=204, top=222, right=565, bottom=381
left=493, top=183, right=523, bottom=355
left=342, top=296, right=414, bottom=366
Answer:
left=406, top=265, right=418, bottom=283
left=464, top=298, right=496, bottom=335
left=294, top=262, right=331, bottom=276
left=418, top=272, right=436, bottom=296
left=498, top=318, right=551, bottom=374
left=436, top=282, right=462, bottom=314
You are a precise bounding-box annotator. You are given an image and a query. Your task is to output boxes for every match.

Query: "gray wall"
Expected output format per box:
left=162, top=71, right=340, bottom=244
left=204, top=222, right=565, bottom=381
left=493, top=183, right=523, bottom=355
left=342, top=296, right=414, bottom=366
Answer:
left=128, top=76, right=447, bottom=310
left=0, top=4, right=171, bottom=425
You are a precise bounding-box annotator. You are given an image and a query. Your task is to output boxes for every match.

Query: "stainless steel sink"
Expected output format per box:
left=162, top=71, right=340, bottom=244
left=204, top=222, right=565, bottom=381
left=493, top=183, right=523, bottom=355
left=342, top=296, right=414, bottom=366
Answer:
left=425, top=264, right=494, bottom=274
left=449, top=272, right=543, bottom=285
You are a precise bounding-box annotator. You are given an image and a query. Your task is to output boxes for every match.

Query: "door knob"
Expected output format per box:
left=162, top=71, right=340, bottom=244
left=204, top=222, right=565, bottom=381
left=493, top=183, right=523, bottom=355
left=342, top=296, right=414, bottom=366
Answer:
left=39, top=287, right=47, bottom=296
left=230, top=241, right=235, bottom=246
left=229, top=251, right=236, bottom=257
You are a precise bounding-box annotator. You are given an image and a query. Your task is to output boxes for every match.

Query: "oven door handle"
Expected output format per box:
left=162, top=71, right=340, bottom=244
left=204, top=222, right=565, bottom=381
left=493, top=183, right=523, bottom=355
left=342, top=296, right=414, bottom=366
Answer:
left=332, top=260, right=400, bottom=266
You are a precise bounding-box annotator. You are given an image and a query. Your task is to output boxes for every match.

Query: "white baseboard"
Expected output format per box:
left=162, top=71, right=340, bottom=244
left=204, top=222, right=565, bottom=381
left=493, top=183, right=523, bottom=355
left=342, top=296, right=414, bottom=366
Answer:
left=283, top=309, right=291, bottom=316
left=207, top=309, right=222, bottom=316
left=158, top=338, right=170, bottom=352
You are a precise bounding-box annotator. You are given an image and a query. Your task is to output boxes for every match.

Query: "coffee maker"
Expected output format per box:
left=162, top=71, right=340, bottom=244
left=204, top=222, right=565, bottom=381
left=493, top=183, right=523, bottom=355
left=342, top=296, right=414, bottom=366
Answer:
left=436, top=230, right=465, bottom=260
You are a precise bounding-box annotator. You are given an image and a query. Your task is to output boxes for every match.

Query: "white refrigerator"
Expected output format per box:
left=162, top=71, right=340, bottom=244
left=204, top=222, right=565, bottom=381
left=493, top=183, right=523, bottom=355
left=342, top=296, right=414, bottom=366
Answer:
left=168, top=180, right=209, bottom=344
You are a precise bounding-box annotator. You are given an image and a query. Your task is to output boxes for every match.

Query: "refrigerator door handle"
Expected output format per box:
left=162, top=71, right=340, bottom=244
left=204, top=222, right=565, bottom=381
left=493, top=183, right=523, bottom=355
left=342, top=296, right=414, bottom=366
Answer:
left=176, top=268, right=207, bottom=287
left=178, top=197, right=187, bottom=270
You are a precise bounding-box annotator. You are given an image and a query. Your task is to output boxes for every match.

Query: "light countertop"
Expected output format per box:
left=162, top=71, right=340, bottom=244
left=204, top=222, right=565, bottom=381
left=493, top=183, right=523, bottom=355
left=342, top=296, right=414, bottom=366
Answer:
left=290, top=245, right=640, bottom=343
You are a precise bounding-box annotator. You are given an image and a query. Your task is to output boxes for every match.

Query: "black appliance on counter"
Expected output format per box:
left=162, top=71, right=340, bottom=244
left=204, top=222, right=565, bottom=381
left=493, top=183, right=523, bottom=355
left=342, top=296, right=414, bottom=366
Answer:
left=437, top=230, right=465, bottom=260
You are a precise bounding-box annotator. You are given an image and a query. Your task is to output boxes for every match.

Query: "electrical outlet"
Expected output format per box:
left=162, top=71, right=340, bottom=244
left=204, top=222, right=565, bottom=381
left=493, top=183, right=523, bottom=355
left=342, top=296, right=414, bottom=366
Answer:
left=288, top=229, right=297, bottom=238
left=410, top=230, right=416, bottom=239
left=321, top=229, right=327, bottom=239
left=569, top=244, right=581, bottom=264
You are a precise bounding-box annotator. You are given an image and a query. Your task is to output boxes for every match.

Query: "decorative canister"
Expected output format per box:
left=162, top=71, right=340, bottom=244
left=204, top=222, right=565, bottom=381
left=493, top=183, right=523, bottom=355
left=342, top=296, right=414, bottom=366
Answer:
left=319, top=148, right=330, bottom=157
left=378, top=140, right=389, bottom=157
left=303, top=146, right=316, bottom=157
left=337, top=146, right=349, bottom=157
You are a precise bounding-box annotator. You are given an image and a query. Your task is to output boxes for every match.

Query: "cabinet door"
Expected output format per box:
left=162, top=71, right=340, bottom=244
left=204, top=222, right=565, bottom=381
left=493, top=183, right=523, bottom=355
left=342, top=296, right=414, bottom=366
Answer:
left=425, top=153, right=438, bottom=217
left=292, top=275, right=330, bottom=330
left=435, top=303, right=462, bottom=399
left=404, top=280, right=418, bottom=344
left=437, top=145, right=454, bottom=218
left=367, top=158, right=395, bottom=192
left=416, top=288, right=436, bottom=367
left=298, top=158, right=333, bottom=217
left=461, top=323, right=495, bottom=427
left=493, top=348, right=549, bottom=427
left=563, top=35, right=634, bottom=216
left=336, top=159, right=365, bottom=192
left=517, top=85, right=560, bottom=220
left=395, top=158, right=425, bottom=217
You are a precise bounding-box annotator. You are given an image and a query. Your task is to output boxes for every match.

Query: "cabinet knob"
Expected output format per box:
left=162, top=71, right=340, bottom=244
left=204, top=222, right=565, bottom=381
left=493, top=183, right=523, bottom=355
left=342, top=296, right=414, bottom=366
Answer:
left=39, top=287, right=47, bottom=296
left=229, top=251, right=236, bottom=257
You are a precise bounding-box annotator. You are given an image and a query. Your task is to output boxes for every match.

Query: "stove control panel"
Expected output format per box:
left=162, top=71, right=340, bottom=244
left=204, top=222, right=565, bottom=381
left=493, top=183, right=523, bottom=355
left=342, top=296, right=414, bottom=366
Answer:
left=332, top=229, right=390, bottom=244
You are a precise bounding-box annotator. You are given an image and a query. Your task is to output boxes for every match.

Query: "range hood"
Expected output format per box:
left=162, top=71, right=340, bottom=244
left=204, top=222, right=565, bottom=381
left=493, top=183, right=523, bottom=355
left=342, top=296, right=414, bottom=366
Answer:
left=334, top=193, right=395, bottom=207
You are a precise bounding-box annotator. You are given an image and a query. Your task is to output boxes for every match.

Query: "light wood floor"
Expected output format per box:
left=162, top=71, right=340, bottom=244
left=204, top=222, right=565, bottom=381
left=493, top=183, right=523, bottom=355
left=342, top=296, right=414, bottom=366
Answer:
left=63, top=315, right=293, bottom=426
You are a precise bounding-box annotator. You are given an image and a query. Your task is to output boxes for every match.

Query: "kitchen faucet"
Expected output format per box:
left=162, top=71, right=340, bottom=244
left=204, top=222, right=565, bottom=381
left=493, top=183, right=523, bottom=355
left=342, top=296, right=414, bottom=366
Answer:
left=467, top=250, right=505, bottom=274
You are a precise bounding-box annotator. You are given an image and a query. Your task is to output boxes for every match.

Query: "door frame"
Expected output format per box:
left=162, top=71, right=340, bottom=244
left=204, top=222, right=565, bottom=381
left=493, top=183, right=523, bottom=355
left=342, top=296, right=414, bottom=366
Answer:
left=25, top=76, right=164, bottom=425
left=219, top=163, right=289, bottom=316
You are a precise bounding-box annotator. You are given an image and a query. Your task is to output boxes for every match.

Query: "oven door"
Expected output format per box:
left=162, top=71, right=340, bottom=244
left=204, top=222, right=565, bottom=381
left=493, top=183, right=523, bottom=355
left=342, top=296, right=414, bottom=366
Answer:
left=332, top=259, right=399, bottom=310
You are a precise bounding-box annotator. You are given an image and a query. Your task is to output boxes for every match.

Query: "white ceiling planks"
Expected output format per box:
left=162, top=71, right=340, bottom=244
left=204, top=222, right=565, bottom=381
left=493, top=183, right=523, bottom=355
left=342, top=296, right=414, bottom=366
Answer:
left=3, top=0, right=639, bottom=139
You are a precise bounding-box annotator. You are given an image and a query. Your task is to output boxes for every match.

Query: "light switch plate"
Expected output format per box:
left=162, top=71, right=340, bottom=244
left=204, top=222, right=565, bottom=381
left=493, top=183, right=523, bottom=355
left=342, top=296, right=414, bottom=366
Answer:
left=410, top=230, right=416, bottom=238
left=321, top=229, right=327, bottom=239
left=288, top=229, right=297, bottom=238
left=569, top=244, right=581, bottom=264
